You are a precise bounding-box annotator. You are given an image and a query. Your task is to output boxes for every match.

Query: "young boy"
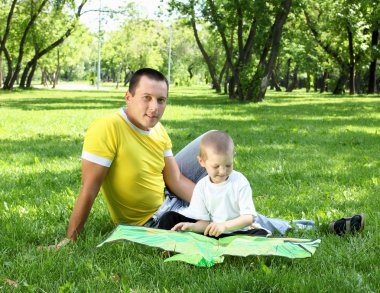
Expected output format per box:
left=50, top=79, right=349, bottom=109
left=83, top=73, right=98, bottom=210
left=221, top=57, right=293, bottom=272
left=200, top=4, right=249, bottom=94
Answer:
left=158, top=130, right=269, bottom=237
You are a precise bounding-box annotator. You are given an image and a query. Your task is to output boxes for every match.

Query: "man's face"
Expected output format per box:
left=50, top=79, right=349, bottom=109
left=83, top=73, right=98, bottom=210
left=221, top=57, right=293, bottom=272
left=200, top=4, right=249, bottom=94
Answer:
left=125, top=76, right=168, bottom=131
left=198, top=149, right=234, bottom=184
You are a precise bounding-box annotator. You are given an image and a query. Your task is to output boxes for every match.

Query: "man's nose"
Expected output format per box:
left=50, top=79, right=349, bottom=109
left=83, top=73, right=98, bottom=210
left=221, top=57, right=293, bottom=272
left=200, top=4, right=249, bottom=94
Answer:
left=218, top=166, right=226, bottom=175
left=148, top=99, right=158, bottom=111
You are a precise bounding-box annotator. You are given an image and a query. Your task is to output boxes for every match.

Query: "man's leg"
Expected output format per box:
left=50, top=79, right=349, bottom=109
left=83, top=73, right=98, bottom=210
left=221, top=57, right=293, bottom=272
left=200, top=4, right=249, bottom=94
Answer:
left=174, top=131, right=211, bottom=183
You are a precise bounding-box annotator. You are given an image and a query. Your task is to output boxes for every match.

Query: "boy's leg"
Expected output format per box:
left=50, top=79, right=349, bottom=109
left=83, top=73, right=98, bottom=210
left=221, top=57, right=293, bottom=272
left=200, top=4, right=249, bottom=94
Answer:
left=157, top=211, right=197, bottom=230
left=255, top=214, right=292, bottom=235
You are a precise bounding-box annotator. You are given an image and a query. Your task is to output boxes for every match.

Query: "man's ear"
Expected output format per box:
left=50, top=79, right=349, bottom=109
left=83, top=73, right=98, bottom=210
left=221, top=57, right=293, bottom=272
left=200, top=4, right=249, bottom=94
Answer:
left=125, top=91, right=132, bottom=103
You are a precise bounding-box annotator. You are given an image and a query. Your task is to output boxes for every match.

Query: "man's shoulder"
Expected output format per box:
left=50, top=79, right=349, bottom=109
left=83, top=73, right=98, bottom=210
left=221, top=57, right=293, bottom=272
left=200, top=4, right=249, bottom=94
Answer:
left=90, top=111, right=122, bottom=125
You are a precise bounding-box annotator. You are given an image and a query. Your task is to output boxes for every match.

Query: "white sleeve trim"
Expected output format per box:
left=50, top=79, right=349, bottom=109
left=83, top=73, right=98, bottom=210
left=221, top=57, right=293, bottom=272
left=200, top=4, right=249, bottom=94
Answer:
left=82, top=150, right=112, bottom=167
left=164, top=149, right=173, bottom=157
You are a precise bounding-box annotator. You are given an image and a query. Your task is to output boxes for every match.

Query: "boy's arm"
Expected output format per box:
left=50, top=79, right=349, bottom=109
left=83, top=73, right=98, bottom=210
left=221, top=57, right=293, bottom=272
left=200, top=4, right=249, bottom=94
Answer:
left=172, top=220, right=210, bottom=233
left=204, top=214, right=254, bottom=237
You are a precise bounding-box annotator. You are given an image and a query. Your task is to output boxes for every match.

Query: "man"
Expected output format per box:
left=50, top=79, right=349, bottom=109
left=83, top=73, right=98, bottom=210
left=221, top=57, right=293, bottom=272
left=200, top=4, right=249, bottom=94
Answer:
left=58, top=68, right=195, bottom=247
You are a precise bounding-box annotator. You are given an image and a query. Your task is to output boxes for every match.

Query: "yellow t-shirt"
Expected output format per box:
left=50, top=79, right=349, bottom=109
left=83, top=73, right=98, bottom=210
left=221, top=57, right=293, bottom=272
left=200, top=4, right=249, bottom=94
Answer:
left=82, top=109, right=172, bottom=225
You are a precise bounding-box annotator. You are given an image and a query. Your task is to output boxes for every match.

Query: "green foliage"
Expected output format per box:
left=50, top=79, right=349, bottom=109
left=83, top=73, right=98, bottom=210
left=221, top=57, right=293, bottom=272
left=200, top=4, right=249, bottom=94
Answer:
left=0, top=87, right=379, bottom=291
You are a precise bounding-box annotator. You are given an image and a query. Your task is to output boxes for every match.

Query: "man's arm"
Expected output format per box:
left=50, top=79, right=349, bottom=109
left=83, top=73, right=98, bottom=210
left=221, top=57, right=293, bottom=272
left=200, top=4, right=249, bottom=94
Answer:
left=66, top=159, right=109, bottom=240
left=163, top=156, right=195, bottom=202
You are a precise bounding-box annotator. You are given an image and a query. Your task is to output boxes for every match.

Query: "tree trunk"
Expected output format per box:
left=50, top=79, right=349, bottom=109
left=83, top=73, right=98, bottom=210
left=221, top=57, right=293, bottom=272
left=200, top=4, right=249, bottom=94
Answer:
left=228, top=76, right=235, bottom=99
left=0, top=0, right=18, bottom=89
left=251, top=0, right=292, bottom=102
left=19, top=61, right=32, bottom=88
left=320, top=69, right=328, bottom=93
left=26, top=59, right=38, bottom=88
left=285, top=58, right=291, bottom=89
left=206, top=0, right=243, bottom=99
left=224, top=66, right=229, bottom=94
left=270, top=71, right=282, bottom=91
left=305, top=72, right=311, bottom=92
left=189, top=8, right=221, bottom=93
left=6, top=0, right=49, bottom=89
left=355, top=70, right=362, bottom=94
left=0, top=55, right=3, bottom=88
left=347, top=22, right=355, bottom=95
left=218, top=61, right=228, bottom=89
left=3, top=47, right=13, bottom=89
left=368, top=29, right=378, bottom=94
left=333, top=71, right=348, bottom=94
left=313, top=74, right=318, bottom=92
left=286, top=66, right=298, bottom=92
left=52, top=49, right=60, bottom=88
left=41, top=68, right=47, bottom=86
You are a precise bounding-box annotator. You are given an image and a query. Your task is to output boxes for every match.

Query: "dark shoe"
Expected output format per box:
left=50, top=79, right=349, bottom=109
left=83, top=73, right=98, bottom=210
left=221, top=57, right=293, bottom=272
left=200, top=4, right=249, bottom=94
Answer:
left=329, top=214, right=365, bottom=236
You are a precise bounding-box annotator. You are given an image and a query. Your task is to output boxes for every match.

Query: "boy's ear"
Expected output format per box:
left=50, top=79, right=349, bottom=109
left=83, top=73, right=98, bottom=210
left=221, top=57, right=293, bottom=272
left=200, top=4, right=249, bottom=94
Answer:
left=197, top=155, right=205, bottom=167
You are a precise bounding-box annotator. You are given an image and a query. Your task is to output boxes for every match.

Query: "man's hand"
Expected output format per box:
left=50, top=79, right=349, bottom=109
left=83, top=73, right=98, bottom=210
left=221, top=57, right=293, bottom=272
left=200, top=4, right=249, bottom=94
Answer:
left=39, top=238, right=72, bottom=251
left=204, top=222, right=227, bottom=237
left=171, top=222, right=195, bottom=232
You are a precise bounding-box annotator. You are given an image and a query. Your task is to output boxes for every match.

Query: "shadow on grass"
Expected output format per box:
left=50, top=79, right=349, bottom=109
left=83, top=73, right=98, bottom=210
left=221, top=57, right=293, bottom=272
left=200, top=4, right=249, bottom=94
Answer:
left=0, top=134, right=83, bottom=163
left=0, top=89, right=125, bottom=110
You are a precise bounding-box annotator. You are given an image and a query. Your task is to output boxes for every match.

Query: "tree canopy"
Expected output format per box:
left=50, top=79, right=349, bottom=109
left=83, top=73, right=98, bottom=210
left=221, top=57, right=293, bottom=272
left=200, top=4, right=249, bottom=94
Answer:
left=0, top=0, right=379, bottom=99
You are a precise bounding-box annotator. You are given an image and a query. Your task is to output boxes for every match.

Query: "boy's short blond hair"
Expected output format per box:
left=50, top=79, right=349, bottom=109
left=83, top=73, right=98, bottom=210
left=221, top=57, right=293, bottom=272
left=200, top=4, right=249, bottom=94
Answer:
left=199, top=130, right=234, bottom=159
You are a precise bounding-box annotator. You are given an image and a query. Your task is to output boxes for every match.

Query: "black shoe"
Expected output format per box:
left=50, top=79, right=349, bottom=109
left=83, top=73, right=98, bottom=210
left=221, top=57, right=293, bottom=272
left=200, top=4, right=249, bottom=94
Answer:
left=329, top=214, right=365, bottom=236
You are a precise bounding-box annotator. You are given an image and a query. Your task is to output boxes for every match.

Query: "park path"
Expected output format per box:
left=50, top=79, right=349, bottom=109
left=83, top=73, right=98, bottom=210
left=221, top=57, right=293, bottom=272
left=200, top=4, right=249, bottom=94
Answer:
left=33, top=83, right=125, bottom=91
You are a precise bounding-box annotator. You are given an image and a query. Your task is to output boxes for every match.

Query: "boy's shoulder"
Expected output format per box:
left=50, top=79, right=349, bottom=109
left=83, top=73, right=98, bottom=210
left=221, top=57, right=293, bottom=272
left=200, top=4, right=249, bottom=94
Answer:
left=230, top=170, right=247, bottom=179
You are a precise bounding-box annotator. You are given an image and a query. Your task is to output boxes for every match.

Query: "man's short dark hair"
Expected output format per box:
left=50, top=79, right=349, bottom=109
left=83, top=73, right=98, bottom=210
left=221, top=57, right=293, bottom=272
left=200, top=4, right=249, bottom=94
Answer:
left=128, top=68, right=168, bottom=95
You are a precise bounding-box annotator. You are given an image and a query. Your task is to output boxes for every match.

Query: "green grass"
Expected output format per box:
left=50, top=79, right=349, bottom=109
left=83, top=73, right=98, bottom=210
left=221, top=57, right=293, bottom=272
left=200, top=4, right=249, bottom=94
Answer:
left=0, top=86, right=379, bottom=292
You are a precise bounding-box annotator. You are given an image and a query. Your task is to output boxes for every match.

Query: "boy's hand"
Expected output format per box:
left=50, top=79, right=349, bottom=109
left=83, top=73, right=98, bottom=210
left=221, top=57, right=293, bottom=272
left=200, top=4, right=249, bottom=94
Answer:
left=204, top=223, right=226, bottom=237
left=171, top=222, right=194, bottom=232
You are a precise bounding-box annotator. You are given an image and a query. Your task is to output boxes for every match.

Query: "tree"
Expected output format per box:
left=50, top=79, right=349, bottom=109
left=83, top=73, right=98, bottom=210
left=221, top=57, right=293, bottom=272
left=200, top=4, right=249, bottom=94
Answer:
left=170, top=0, right=292, bottom=102
left=0, top=0, right=88, bottom=90
left=101, top=18, right=167, bottom=86
left=303, top=0, right=377, bottom=94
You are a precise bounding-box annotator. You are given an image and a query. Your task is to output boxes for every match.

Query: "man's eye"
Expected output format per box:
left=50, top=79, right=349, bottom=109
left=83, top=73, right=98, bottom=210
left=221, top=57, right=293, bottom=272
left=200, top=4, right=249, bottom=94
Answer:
left=158, top=99, right=166, bottom=104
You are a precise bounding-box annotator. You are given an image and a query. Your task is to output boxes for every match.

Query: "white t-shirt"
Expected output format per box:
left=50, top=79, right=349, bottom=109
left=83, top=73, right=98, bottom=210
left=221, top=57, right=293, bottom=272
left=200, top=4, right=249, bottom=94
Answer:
left=181, top=170, right=256, bottom=232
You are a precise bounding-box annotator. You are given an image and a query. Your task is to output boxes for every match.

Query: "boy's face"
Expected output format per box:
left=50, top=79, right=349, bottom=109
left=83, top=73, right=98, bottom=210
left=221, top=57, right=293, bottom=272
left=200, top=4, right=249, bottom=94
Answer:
left=198, top=148, right=234, bottom=184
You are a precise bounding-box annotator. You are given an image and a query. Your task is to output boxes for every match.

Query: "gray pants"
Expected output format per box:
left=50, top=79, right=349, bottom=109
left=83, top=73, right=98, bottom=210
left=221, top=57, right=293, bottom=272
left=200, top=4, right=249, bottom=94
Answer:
left=149, top=131, right=313, bottom=235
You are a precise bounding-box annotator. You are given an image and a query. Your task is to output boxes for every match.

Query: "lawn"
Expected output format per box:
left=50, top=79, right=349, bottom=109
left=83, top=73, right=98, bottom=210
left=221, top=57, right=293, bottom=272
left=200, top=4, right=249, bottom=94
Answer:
left=0, top=86, right=379, bottom=292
